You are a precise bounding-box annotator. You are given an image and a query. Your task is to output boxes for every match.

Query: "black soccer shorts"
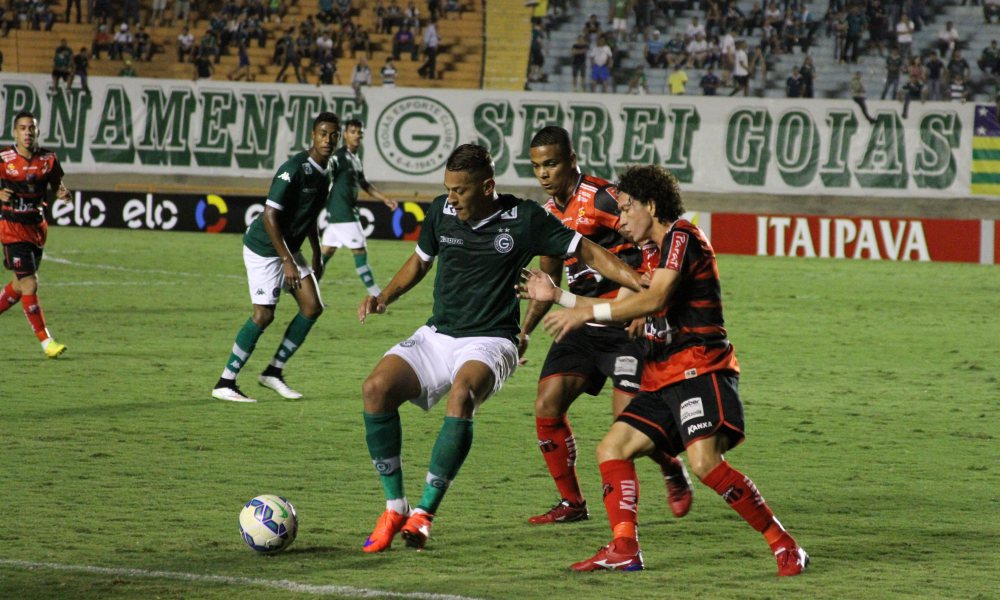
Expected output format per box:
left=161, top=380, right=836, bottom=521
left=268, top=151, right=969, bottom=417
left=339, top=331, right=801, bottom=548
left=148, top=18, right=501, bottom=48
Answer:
left=3, top=242, right=43, bottom=278
left=538, top=324, right=644, bottom=396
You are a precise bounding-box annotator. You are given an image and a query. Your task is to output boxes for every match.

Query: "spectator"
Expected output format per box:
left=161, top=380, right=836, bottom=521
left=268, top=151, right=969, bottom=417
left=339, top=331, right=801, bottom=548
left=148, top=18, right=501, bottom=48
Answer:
left=924, top=50, right=944, bottom=101
left=882, top=47, right=903, bottom=99
left=1, top=4, right=15, bottom=38
left=350, top=24, right=372, bottom=59
left=749, top=44, right=768, bottom=81
left=174, top=0, right=192, bottom=23
left=122, top=0, right=140, bottom=26
left=867, top=0, right=888, bottom=58
left=589, top=33, right=613, bottom=93
left=719, top=29, right=736, bottom=72
left=31, top=0, right=55, bottom=31
left=609, top=0, right=629, bottom=44
left=404, top=1, right=421, bottom=33
left=444, top=0, right=463, bottom=19
left=834, top=10, right=848, bottom=63
left=119, top=59, right=138, bottom=77
left=935, top=21, right=960, bottom=60
left=786, top=65, right=804, bottom=97
left=687, top=32, right=708, bottom=68
left=744, top=2, right=764, bottom=36
left=427, top=0, right=440, bottom=21
left=351, top=55, right=372, bottom=100
left=986, top=0, right=1000, bottom=24
left=850, top=71, right=876, bottom=124
left=947, top=49, right=971, bottom=83
left=112, top=23, right=135, bottom=60
left=381, top=56, right=398, bottom=86
left=134, top=25, right=154, bottom=62
left=730, top=39, right=750, bottom=96
left=900, top=73, right=925, bottom=118
left=373, top=0, right=388, bottom=32
left=571, top=34, right=588, bottom=91
left=583, top=13, right=601, bottom=46
left=665, top=32, right=688, bottom=67
left=844, top=5, right=867, bottom=63
left=895, top=14, right=914, bottom=59
left=978, top=40, right=999, bottom=75
left=705, top=34, right=722, bottom=70
left=667, top=62, right=688, bottom=95
left=948, top=73, right=968, bottom=102
left=645, top=29, right=666, bottom=68
left=685, top=16, right=705, bottom=44
left=800, top=55, right=815, bottom=98
left=65, top=0, right=82, bottom=24
left=275, top=30, right=306, bottom=83
left=318, top=0, right=338, bottom=25
left=316, top=50, right=341, bottom=85
left=529, top=19, right=545, bottom=83
left=417, top=17, right=438, bottom=78
left=628, top=65, right=648, bottom=94
left=91, top=0, right=112, bottom=23
left=392, top=25, right=418, bottom=60
left=228, top=41, right=253, bottom=81
left=334, top=0, right=353, bottom=21
left=150, top=0, right=167, bottom=26
left=177, top=26, right=195, bottom=62
left=385, top=0, right=403, bottom=32
left=92, top=24, right=113, bottom=60
left=50, top=39, right=73, bottom=95
left=193, top=48, right=215, bottom=80
left=701, top=64, right=721, bottom=95
left=781, top=17, right=801, bottom=54
left=200, top=30, right=221, bottom=64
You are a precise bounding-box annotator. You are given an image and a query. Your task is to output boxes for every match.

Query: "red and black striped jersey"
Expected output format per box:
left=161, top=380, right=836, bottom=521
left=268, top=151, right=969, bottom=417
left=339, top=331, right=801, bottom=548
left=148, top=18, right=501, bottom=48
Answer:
left=0, top=145, right=62, bottom=246
left=640, top=219, right=740, bottom=391
left=543, top=173, right=640, bottom=299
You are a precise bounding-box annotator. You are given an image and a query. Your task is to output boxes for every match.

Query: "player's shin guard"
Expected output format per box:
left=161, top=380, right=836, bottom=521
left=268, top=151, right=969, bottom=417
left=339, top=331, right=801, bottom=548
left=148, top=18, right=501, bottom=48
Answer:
left=536, top=415, right=584, bottom=504
left=364, top=411, right=405, bottom=500
left=353, top=252, right=381, bottom=296
left=269, top=313, right=316, bottom=369
left=0, top=283, right=22, bottom=315
left=416, top=416, right=473, bottom=514
left=220, top=318, right=263, bottom=381
left=21, top=294, right=51, bottom=341
left=598, top=459, right=639, bottom=540
left=701, top=460, right=792, bottom=549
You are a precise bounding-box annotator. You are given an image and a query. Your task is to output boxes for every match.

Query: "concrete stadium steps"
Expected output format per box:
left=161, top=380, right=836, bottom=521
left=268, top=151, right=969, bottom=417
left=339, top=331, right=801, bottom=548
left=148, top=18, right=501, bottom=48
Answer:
left=483, top=3, right=533, bottom=90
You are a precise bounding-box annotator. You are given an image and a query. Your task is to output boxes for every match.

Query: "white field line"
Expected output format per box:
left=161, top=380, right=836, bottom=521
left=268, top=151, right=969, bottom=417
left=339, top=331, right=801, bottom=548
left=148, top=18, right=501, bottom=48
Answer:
left=45, top=255, right=244, bottom=280
left=0, top=559, right=489, bottom=600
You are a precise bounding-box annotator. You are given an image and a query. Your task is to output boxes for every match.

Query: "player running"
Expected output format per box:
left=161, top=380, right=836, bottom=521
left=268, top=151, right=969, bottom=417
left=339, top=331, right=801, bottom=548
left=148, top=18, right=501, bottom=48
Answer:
left=520, top=126, right=692, bottom=525
left=320, top=118, right=397, bottom=297
left=356, top=144, right=642, bottom=553
left=211, top=112, right=341, bottom=403
left=0, top=111, right=70, bottom=358
left=523, top=165, right=809, bottom=576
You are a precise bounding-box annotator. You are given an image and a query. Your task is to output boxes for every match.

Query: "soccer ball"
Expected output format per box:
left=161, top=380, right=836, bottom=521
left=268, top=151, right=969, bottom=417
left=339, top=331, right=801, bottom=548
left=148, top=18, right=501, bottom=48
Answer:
left=239, top=494, right=298, bottom=553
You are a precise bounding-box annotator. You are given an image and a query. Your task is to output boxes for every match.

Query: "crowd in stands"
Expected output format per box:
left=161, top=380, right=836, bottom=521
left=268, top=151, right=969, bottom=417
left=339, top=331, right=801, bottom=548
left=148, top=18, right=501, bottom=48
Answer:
left=17, top=0, right=474, bottom=95
left=532, top=0, right=999, bottom=103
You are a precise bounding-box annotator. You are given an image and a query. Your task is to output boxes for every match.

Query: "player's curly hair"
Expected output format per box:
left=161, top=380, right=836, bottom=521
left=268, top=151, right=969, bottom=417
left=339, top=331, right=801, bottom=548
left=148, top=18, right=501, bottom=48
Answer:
left=529, top=126, right=572, bottom=159
left=312, top=111, right=341, bottom=131
left=446, top=144, right=495, bottom=182
left=616, top=165, right=684, bottom=223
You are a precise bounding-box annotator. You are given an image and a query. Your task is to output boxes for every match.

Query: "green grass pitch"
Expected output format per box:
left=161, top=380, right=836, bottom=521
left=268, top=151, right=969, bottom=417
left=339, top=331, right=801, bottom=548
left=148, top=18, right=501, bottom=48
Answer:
left=1, top=227, right=998, bottom=600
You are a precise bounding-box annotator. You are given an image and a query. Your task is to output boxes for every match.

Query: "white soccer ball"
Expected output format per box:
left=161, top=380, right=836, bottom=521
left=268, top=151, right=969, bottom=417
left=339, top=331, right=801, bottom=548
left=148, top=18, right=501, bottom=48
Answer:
left=239, top=494, right=298, bottom=553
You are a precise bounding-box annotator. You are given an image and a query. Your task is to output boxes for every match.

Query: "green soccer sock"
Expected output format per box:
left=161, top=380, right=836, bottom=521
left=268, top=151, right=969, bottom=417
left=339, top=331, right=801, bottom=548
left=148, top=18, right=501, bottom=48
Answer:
left=269, top=313, right=316, bottom=370
left=364, top=411, right=405, bottom=500
left=353, top=251, right=381, bottom=296
left=219, top=318, right=264, bottom=381
left=417, top=416, right=474, bottom=514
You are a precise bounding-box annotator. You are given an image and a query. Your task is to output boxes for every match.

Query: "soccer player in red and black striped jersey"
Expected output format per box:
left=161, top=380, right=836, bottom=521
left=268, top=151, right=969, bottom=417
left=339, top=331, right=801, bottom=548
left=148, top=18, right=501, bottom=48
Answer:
left=524, top=165, right=809, bottom=576
left=0, top=111, right=70, bottom=358
left=520, top=126, right=692, bottom=525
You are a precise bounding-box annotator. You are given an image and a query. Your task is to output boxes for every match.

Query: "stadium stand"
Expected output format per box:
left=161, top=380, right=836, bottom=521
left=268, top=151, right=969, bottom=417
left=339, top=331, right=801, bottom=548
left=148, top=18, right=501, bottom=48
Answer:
left=528, top=0, right=998, bottom=101
left=0, top=0, right=483, bottom=89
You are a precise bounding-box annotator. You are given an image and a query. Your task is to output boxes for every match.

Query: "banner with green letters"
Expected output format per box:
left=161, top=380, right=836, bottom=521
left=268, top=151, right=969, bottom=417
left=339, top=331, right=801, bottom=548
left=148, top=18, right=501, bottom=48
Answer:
left=0, top=74, right=979, bottom=198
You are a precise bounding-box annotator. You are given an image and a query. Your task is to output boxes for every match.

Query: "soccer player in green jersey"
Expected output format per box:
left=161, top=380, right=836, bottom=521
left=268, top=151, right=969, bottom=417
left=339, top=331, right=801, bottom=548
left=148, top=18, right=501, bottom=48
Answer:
left=320, top=118, right=398, bottom=297
left=211, top=112, right=341, bottom=403
left=355, top=144, right=643, bottom=553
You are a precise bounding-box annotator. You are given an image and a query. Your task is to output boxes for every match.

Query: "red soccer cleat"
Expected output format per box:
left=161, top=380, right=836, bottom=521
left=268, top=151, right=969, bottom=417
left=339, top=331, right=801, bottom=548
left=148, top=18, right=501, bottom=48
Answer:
left=528, top=499, right=589, bottom=524
left=570, top=537, right=645, bottom=572
left=401, top=511, right=434, bottom=550
left=774, top=543, right=810, bottom=576
left=362, top=508, right=408, bottom=553
left=663, top=457, right=693, bottom=518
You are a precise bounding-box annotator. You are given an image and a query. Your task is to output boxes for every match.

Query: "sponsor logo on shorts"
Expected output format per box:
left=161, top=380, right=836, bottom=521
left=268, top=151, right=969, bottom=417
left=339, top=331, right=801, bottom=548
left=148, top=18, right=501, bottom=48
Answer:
left=255, top=288, right=265, bottom=296
left=687, top=421, right=712, bottom=436
left=614, top=356, right=639, bottom=376
left=680, top=397, right=705, bottom=423
left=684, top=368, right=698, bottom=379
left=494, top=232, right=514, bottom=253
left=400, top=339, right=416, bottom=347
left=617, top=380, right=640, bottom=390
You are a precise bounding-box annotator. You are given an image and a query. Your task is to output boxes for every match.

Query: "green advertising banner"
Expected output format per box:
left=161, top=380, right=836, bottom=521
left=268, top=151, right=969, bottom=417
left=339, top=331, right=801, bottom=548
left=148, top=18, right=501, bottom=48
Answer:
left=0, top=74, right=977, bottom=197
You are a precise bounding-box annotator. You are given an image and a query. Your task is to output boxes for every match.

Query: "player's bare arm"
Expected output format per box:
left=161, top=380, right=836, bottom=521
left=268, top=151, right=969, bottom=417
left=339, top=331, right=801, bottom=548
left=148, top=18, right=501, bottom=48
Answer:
left=363, top=181, right=398, bottom=211
left=261, top=205, right=301, bottom=290
left=357, top=252, right=432, bottom=323
left=308, top=225, right=324, bottom=281
left=517, top=255, right=563, bottom=364
left=574, top=237, right=643, bottom=292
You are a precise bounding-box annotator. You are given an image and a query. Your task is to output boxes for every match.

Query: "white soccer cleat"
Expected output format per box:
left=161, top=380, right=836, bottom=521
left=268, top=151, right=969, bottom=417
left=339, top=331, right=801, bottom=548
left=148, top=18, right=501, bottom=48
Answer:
left=212, top=385, right=257, bottom=403
left=258, top=374, right=303, bottom=399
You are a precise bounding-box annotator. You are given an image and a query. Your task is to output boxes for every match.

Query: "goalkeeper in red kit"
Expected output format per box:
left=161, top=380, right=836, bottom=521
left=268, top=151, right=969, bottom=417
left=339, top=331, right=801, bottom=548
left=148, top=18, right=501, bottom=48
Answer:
left=0, top=111, right=70, bottom=358
left=522, top=165, right=809, bottom=576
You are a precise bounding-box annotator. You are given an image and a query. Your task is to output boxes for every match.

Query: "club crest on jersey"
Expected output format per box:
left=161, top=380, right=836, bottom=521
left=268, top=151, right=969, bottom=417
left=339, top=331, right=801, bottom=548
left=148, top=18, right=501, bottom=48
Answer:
left=494, top=232, right=514, bottom=253
left=303, top=162, right=313, bottom=175
left=278, top=172, right=291, bottom=182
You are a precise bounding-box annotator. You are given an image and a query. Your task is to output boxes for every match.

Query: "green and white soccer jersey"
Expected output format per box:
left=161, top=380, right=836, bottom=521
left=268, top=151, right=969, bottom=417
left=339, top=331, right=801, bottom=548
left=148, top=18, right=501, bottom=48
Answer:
left=244, top=151, right=330, bottom=257
left=326, top=146, right=368, bottom=224
left=416, top=194, right=582, bottom=342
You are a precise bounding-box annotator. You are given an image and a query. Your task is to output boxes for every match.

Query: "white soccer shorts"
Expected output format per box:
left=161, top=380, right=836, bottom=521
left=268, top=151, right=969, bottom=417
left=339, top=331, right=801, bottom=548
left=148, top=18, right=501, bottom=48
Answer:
left=243, top=246, right=313, bottom=305
left=385, top=325, right=519, bottom=411
left=321, top=221, right=367, bottom=249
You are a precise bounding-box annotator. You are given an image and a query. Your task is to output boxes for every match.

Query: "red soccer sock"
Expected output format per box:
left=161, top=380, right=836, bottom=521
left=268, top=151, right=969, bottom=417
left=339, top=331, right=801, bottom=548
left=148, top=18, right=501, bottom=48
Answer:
left=0, top=283, right=21, bottom=315
left=536, top=415, right=584, bottom=504
left=21, top=294, right=51, bottom=342
left=701, top=461, right=794, bottom=551
left=598, top=459, right=639, bottom=539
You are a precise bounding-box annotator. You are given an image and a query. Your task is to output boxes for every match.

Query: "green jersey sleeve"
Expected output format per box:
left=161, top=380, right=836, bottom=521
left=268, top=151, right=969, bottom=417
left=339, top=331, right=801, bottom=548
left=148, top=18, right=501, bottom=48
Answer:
left=528, top=200, right=581, bottom=257
left=266, top=160, right=302, bottom=210
left=416, top=195, right=446, bottom=259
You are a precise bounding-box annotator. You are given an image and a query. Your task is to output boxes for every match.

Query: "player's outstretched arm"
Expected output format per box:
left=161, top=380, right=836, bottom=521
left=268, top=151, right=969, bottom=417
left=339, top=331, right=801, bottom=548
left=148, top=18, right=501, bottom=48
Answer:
left=358, top=252, right=433, bottom=323
left=517, top=256, right=562, bottom=364
left=574, top=238, right=643, bottom=293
